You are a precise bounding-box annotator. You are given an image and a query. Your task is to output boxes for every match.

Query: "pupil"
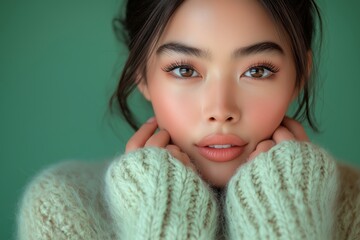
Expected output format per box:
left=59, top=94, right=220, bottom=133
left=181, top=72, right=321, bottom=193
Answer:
left=180, top=68, right=193, bottom=77
left=250, top=67, right=264, bottom=78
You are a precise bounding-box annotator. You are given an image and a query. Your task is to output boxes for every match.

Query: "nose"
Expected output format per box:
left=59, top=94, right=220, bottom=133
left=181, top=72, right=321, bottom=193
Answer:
left=201, top=79, right=241, bottom=124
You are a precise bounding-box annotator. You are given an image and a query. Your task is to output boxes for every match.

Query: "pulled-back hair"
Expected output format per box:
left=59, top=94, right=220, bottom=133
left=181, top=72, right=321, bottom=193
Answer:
left=110, top=0, right=322, bottom=131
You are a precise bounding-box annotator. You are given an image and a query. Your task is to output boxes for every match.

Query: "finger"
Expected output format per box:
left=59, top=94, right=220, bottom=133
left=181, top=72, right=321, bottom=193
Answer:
left=126, top=117, right=158, bottom=153
left=282, top=117, right=309, bottom=141
left=248, top=140, right=276, bottom=161
left=165, top=144, right=181, bottom=152
left=272, top=126, right=296, bottom=144
left=166, top=145, right=183, bottom=160
left=145, top=129, right=171, bottom=148
left=166, top=145, right=196, bottom=171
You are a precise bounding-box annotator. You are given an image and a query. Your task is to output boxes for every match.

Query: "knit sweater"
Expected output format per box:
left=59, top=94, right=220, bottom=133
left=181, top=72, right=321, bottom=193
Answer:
left=17, top=141, right=360, bottom=239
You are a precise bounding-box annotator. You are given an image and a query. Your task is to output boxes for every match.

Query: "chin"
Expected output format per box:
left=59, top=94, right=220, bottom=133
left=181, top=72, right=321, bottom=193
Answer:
left=201, top=170, right=235, bottom=188
left=198, top=158, right=247, bottom=188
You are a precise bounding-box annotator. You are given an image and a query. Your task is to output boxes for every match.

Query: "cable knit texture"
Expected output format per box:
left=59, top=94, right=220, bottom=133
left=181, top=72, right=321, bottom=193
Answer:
left=17, top=141, right=360, bottom=239
left=104, top=147, right=219, bottom=239
left=17, top=147, right=219, bottom=240
left=225, top=141, right=360, bottom=239
left=17, top=161, right=115, bottom=240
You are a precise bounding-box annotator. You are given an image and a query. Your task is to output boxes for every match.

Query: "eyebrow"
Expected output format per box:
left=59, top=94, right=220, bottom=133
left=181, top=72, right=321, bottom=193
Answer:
left=156, top=42, right=210, bottom=58
left=156, top=41, right=284, bottom=59
left=233, top=41, right=284, bottom=58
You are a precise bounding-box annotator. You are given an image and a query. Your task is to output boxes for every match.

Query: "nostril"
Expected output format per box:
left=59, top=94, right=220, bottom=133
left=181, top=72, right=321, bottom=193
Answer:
left=209, top=117, right=216, bottom=121
left=226, top=117, right=234, bottom=121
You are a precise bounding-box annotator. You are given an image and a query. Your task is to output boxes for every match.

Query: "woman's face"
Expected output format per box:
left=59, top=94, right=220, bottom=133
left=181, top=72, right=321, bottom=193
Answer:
left=139, top=0, right=298, bottom=187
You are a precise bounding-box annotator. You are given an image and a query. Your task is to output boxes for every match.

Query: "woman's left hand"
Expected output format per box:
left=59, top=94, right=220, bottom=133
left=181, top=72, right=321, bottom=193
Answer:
left=248, top=117, right=309, bottom=161
left=125, top=117, right=196, bottom=172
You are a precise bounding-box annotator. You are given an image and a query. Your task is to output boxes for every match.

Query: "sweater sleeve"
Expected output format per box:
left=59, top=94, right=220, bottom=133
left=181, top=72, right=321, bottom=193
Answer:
left=335, top=163, right=360, bottom=239
left=17, top=161, right=116, bottom=240
left=104, top=147, right=219, bottom=240
left=224, top=141, right=339, bottom=240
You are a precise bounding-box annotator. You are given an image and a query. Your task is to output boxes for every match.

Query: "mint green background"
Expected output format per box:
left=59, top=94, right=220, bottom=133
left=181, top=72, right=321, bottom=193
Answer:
left=1, top=1, right=359, bottom=239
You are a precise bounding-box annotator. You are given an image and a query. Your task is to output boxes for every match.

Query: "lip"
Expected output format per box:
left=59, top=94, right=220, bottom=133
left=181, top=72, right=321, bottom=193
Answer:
left=196, top=134, right=248, bottom=162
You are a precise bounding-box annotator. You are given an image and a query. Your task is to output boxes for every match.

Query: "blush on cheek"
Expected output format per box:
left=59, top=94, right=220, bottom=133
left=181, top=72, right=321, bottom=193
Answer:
left=152, top=98, right=189, bottom=131
left=251, top=104, right=288, bottom=140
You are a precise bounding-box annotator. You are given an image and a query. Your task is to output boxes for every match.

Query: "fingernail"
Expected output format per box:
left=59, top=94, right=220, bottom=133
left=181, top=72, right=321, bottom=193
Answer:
left=146, top=117, right=155, bottom=123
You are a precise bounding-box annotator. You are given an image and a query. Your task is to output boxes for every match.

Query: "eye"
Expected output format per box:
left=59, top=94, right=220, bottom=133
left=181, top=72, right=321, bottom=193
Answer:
left=242, top=64, right=279, bottom=79
left=162, top=62, right=201, bottom=78
left=172, top=66, right=200, bottom=78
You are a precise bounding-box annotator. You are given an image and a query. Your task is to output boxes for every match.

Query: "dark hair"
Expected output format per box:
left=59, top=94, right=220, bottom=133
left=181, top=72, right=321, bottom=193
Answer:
left=110, top=0, right=322, bottom=131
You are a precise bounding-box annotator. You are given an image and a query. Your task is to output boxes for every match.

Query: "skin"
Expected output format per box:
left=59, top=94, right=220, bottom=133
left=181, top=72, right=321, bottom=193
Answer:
left=127, top=0, right=310, bottom=187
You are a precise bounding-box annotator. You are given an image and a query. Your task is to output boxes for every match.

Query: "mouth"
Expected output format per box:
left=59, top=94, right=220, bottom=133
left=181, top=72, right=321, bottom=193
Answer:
left=208, top=144, right=234, bottom=149
left=196, top=134, right=247, bottom=162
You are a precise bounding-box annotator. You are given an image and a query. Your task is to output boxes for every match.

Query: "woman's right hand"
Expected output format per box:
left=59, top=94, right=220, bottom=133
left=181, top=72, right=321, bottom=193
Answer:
left=248, top=117, right=309, bottom=161
left=125, top=117, right=196, bottom=171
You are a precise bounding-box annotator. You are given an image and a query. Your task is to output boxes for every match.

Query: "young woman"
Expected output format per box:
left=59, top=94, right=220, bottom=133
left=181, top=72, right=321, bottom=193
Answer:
left=18, top=0, right=360, bottom=239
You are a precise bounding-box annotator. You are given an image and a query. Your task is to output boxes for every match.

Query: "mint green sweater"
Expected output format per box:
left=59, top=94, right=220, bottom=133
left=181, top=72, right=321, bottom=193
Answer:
left=17, top=141, right=360, bottom=239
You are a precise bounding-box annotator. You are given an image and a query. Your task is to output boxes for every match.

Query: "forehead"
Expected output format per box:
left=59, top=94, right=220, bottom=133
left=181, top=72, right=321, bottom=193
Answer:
left=157, top=0, right=290, bottom=53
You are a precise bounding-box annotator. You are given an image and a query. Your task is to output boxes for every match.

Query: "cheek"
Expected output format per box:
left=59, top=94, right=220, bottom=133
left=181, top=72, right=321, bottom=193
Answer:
left=245, top=95, right=291, bottom=140
left=150, top=90, right=197, bottom=138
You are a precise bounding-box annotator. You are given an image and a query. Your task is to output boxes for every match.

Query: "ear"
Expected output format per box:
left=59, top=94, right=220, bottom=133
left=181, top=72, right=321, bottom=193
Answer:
left=137, top=79, right=151, bottom=101
left=291, top=50, right=313, bottom=101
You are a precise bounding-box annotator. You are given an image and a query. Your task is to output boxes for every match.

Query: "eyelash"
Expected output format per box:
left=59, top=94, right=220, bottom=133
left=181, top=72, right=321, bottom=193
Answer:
left=162, top=60, right=197, bottom=73
left=244, top=61, right=280, bottom=74
left=162, top=60, right=280, bottom=78
left=241, top=61, right=280, bottom=79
